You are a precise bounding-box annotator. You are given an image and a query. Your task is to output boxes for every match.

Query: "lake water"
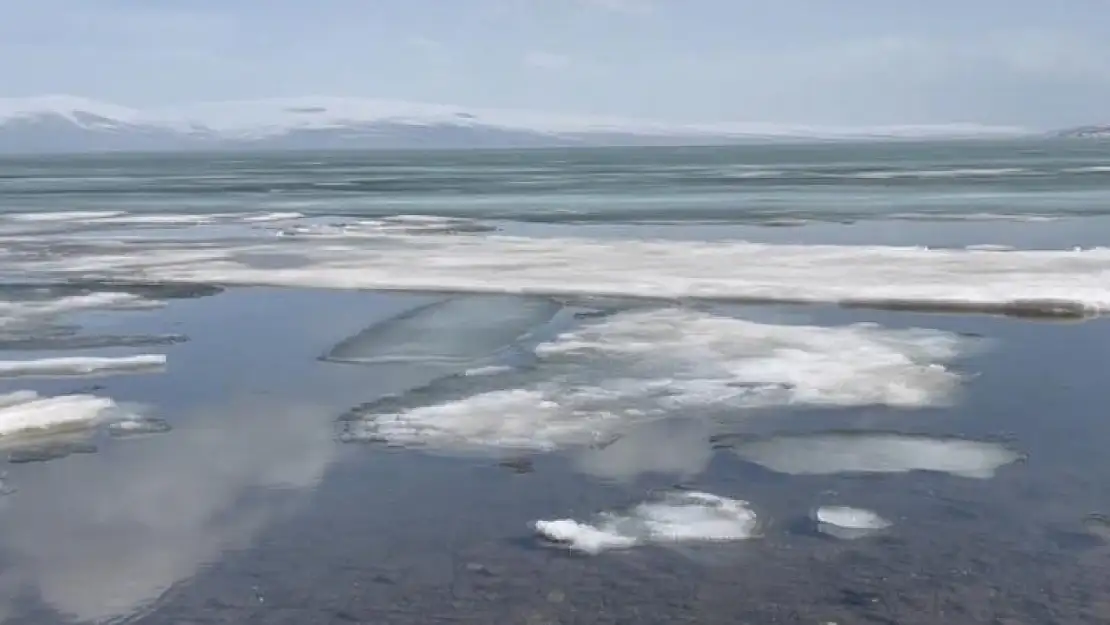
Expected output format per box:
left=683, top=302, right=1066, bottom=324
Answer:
left=1, top=140, right=1110, bottom=624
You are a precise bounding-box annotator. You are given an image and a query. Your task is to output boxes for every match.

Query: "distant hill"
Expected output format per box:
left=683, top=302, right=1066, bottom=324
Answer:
left=0, top=95, right=1034, bottom=154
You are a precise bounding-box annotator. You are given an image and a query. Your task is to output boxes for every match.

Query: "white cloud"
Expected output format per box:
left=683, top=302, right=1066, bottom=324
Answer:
left=0, top=399, right=339, bottom=623
left=523, top=50, right=572, bottom=70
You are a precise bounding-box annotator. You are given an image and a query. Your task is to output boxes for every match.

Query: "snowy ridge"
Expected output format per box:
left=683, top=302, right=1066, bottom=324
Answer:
left=0, top=94, right=1034, bottom=153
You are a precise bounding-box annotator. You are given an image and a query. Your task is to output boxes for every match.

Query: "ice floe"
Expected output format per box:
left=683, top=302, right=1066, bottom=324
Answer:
left=534, top=491, right=758, bottom=554
left=107, top=417, right=173, bottom=438
left=813, top=506, right=892, bottom=539
left=341, top=308, right=967, bottom=452
left=0, top=354, right=166, bottom=379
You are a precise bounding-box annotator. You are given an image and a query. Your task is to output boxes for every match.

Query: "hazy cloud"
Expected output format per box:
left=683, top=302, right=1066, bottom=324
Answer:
left=523, top=51, right=572, bottom=70
left=0, top=0, right=1106, bottom=127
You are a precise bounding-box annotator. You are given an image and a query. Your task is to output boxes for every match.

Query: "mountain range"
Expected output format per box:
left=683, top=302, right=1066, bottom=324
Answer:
left=0, top=95, right=1047, bottom=154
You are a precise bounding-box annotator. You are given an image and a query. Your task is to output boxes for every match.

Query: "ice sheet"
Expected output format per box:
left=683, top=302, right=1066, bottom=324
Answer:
left=20, top=232, right=1110, bottom=317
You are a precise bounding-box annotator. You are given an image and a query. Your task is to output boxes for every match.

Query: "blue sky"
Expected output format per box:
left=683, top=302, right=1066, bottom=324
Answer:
left=1, top=0, right=1107, bottom=127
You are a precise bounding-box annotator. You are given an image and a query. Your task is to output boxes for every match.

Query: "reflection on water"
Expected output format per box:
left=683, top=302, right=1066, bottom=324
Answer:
left=0, top=398, right=338, bottom=623
left=1, top=285, right=1110, bottom=623
left=0, top=286, right=432, bottom=623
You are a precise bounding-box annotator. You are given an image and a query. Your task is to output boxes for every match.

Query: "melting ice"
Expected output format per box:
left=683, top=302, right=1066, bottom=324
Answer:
left=534, top=491, right=758, bottom=554
left=813, top=506, right=892, bottom=540
left=342, top=308, right=968, bottom=452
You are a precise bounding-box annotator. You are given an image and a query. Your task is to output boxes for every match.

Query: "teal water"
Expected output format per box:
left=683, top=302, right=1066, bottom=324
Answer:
left=2, top=139, right=1110, bottom=224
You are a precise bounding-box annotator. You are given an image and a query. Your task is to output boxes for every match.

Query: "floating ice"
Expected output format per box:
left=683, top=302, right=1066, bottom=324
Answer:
left=0, top=390, right=40, bottom=409
left=0, top=292, right=158, bottom=331
left=27, top=232, right=1110, bottom=318
left=0, top=393, right=118, bottom=437
left=534, top=491, right=758, bottom=554
left=730, top=432, right=1021, bottom=479
left=0, top=333, right=188, bottom=351
left=107, top=417, right=173, bottom=438
left=0, top=354, right=166, bottom=379
left=342, top=388, right=607, bottom=451
left=342, top=308, right=967, bottom=452
left=534, top=308, right=964, bottom=409
left=463, top=365, right=516, bottom=377
left=813, top=506, right=891, bottom=539
left=323, top=295, right=560, bottom=367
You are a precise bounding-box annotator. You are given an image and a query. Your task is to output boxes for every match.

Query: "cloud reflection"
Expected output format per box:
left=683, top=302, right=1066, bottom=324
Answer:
left=572, top=419, right=714, bottom=482
left=0, top=397, right=340, bottom=623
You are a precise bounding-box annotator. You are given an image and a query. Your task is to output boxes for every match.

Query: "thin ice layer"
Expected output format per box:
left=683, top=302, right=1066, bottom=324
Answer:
left=534, top=491, right=758, bottom=554
left=0, top=292, right=158, bottom=331
left=731, top=432, right=1021, bottom=479
left=0, top=354, right=166, bottom=379
left=0, top=393, right=117, bottom=437
left=29, top=233, right=1110, bottom=317
left=323, top=295, right=560, bottom=365
left=341, top=308, right=967, bottom=452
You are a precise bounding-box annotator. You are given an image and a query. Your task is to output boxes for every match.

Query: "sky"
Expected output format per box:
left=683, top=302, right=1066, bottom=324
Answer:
left=0, top=0, right=1108, bottom=128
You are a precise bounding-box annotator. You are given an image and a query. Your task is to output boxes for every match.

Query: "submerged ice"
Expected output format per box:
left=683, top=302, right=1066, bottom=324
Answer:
left=341, top=308, right=968, bottom=452
left=323, top=295, right=560, bottom=367
left=534, top=491, right=758, bottom=554
left=730, top=432, right=1021, bottom=479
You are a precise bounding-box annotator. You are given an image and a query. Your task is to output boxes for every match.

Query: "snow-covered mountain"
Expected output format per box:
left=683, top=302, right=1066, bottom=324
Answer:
left=0, top=95, right=1034, bottom=154
left=1054, top=125, right=1110, bottom=139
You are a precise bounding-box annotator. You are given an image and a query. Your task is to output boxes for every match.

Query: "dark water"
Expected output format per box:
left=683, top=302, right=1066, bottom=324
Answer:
left=1, top=285, right=1109, bottom=624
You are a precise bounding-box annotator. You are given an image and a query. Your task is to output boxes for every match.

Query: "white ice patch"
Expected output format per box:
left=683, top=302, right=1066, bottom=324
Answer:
left=731, top=433, right=1020, bottom=479
left=534, top=491, right=758, bottom=554
left=813, top=506, right=891, bottom=539
left=107, top=416, right=172, bottom=437
left=463, top=365, right=516, bottom=377
left=0, top=393, right=118, bottom=437
left=535, top=309, right=964, bottom=409
left=0, top=354, right=166, bottom=379
left=4, top=211, right=128, bottom=223
left=343, top=389, right=618, bottom=451
left=346, top=309, right=966, bottom=452
left=28, top=233, right=1110, bottom=317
